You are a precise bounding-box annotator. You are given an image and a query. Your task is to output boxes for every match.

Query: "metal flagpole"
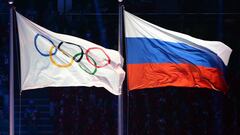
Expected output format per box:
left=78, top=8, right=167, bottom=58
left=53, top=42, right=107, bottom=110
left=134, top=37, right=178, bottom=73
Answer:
left=9, top=1, right=15, bottom=135
left=118, top=1, right=126, bottom=135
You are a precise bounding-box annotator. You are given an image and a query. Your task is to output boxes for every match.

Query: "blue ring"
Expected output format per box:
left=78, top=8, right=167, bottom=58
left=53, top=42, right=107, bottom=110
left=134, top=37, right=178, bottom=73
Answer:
left=34, top=34, right=57, bottom=56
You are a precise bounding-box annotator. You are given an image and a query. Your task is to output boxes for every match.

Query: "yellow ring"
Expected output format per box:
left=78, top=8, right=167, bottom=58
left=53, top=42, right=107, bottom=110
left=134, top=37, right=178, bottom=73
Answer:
left=49, top=46, right=74, bottom=68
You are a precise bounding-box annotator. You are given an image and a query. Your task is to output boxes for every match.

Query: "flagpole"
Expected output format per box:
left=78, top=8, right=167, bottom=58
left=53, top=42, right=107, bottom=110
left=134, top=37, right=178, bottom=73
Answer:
left=118, top=1, right=125, bottom=135
left=9, top=1, right=15, bottom=135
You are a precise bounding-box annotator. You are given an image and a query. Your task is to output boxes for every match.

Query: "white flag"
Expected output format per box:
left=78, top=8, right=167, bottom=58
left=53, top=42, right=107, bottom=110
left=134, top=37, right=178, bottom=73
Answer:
left=16, top=12, right=125, bottom=95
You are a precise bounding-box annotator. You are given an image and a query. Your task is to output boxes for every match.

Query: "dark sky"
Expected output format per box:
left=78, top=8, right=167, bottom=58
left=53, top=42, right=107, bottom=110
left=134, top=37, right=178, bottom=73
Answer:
left=0, top=0, right=240, bottom=135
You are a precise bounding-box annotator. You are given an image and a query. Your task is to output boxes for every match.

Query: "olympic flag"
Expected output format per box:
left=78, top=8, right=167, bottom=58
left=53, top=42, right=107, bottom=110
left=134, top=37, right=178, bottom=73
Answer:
left=124, top=11, right=232, bottom=93
left=16, top=12, right=125, bottom=95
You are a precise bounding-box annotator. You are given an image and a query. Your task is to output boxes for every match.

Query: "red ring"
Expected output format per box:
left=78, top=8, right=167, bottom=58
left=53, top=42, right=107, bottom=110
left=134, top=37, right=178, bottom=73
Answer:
left=85, top=47, right=111, bottom=68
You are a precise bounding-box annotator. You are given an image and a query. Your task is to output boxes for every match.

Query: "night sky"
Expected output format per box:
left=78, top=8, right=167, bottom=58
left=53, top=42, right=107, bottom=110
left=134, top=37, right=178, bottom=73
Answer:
left=0, top=0, right=240, bottom=135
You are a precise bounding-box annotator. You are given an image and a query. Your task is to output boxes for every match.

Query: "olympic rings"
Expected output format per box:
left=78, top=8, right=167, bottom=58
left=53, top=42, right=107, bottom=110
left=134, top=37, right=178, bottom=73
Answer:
left=34, top=34, right=111, bottom=75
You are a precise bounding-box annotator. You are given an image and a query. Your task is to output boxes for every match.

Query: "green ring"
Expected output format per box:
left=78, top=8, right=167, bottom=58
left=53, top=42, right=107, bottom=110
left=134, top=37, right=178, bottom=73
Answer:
left=73, top=53, right=97, bottom=75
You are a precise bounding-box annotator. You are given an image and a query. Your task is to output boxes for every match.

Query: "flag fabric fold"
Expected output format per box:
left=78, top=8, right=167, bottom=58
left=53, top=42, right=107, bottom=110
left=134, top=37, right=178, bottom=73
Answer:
left=124, top=11, right=232, bottom=93
left=16, top=11, right=125, bottom=95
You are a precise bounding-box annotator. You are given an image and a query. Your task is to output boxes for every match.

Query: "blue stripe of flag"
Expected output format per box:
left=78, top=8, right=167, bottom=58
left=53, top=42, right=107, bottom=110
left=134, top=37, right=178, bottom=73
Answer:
left=126, top=37, right=225, bottom=71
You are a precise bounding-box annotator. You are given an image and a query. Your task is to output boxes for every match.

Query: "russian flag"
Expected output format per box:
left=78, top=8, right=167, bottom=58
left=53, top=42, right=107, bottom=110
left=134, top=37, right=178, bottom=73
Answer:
left=124, top=11, right=232, bottom=93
